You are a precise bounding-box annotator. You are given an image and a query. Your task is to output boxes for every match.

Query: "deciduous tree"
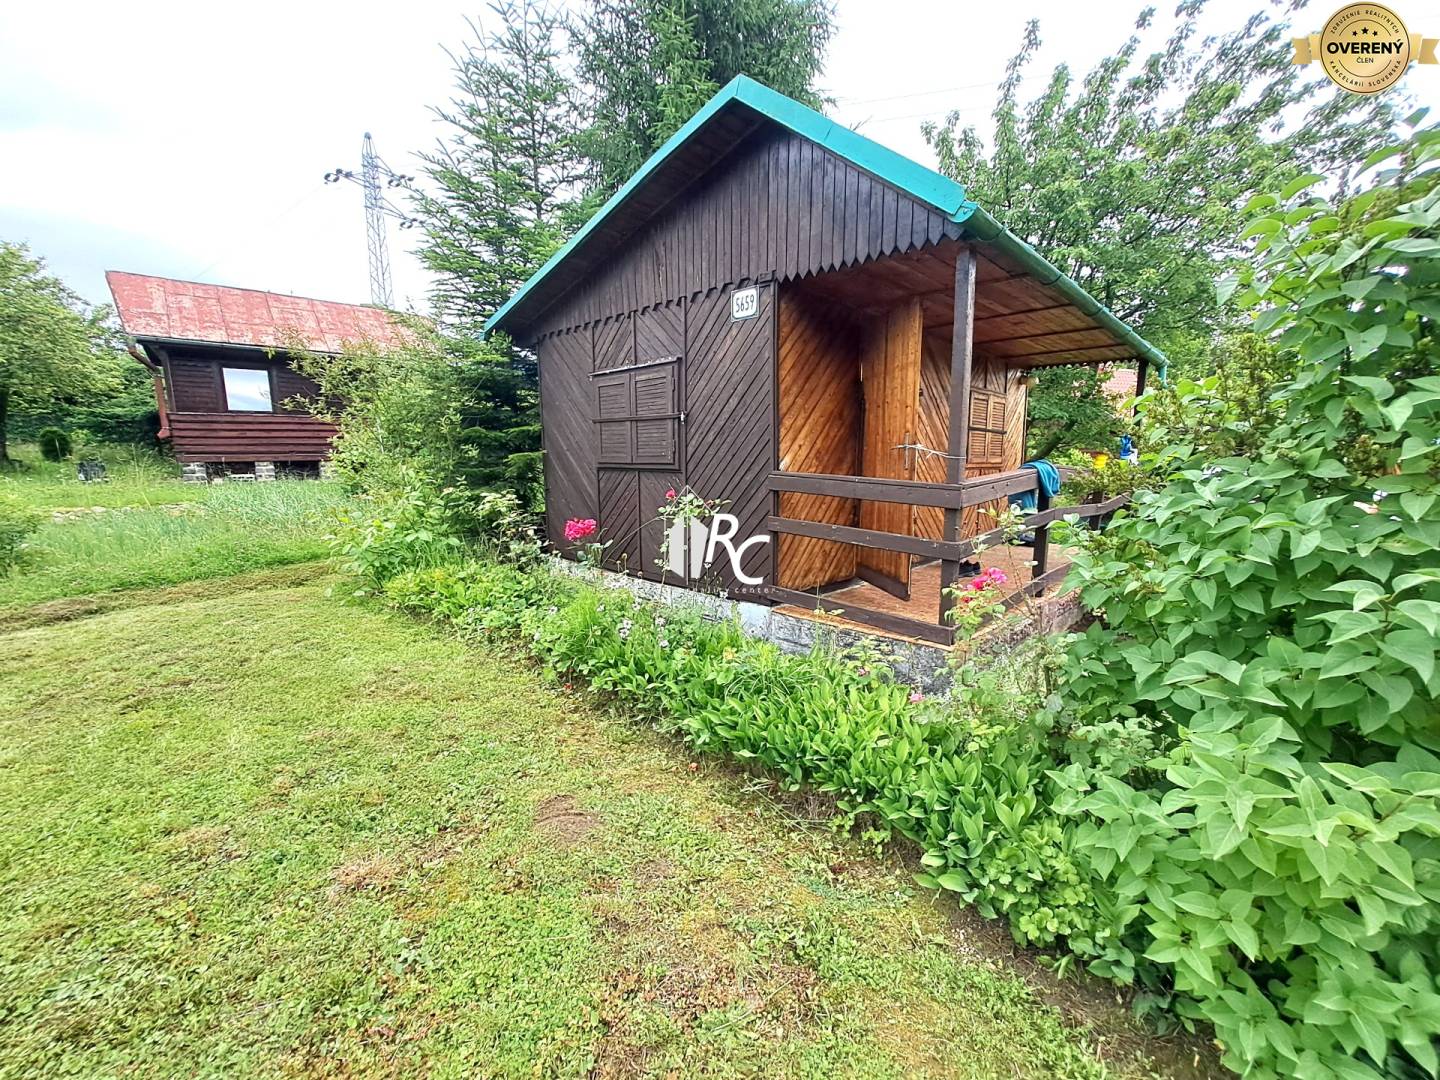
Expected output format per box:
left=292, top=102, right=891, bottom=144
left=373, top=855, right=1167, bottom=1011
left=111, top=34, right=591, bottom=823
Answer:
left=0, top=243, right=120, bottom=462
left=924, top=2, right=1398, bottom=456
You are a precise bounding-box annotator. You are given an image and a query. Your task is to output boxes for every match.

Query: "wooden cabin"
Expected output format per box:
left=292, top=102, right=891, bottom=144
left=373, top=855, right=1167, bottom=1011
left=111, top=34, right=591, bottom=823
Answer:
left=488, top=77, right=1162, bottom=644
left=107, top=272, right=404, bottom=480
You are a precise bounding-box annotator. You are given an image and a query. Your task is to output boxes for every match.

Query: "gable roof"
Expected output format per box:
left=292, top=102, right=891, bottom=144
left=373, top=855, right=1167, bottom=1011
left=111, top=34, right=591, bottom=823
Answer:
left=486, top=75, right=1163, bottom=367
left=106, top=271, right=408, bottom=354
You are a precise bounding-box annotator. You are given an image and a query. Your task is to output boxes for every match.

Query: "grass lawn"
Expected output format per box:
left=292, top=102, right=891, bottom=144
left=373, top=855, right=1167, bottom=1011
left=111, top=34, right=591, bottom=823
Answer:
left=1, top=446, right=204, bottom=511
left=0, top=478, right=350, bottom=612
left=0, top=574, right=1190, bottom=1079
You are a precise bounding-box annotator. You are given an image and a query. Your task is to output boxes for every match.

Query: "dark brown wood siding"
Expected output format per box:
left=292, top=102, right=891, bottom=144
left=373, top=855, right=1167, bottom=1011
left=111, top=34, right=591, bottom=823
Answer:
left=537, top=328, right=597, bottom=555
left=155, top=344, right=334, bottom=463
left=523, top=128, right=961, bottom=341
left=167, top=413, right=336, bottom=463
left=528, top=127, right=961, bottom=590
left=683, top=283, right=775, bottom=591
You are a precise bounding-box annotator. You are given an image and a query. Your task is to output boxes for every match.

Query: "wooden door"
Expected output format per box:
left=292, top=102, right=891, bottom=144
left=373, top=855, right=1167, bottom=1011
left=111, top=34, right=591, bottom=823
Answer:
left=591, top=302, right=685, bottom=578
left=857, top=298, right=922, bottom=599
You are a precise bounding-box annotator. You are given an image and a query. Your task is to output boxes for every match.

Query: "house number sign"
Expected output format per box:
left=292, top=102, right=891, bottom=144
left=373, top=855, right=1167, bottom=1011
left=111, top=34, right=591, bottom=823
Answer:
left=731, top=286, right=758, bottom=321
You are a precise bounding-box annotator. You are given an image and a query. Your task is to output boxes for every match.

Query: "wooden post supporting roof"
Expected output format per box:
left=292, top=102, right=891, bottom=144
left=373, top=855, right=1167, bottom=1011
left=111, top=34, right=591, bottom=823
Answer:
left=938, top=247, right=977, bottom=626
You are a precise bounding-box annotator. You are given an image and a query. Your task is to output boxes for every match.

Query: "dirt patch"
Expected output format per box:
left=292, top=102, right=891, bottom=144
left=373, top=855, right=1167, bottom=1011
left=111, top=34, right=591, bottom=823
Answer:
left=164, top=824, right=245, bottom=863
left=534, top=794, right=601, bottom=846
left=329, top=854, right=404, bottom=899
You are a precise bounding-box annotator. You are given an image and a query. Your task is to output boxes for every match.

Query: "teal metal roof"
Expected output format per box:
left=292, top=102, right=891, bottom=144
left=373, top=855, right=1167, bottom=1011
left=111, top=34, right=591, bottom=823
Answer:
left=486, top=75, right=1163, bottom=366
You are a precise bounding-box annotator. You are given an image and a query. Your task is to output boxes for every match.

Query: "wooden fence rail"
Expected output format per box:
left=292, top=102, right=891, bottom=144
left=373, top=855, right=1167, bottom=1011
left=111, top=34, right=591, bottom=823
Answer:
left=764, top=468, right=1130, bottom=645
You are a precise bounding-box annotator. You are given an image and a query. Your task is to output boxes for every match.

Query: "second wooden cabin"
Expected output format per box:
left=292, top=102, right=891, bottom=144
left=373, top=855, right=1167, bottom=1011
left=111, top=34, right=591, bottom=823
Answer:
left=489, top=76, right=1162, bottom=644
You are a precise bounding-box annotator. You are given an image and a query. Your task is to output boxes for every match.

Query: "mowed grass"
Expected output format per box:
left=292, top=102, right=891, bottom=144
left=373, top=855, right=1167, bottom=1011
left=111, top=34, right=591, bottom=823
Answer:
left=0, top=478, right=350, bottom=611
left=0, top=578, right=1134, bottom=1079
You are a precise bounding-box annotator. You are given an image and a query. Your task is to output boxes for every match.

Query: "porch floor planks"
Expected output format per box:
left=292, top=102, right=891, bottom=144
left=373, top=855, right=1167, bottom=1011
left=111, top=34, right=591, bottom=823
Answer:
left=776, top=544, right=1068, bottom=646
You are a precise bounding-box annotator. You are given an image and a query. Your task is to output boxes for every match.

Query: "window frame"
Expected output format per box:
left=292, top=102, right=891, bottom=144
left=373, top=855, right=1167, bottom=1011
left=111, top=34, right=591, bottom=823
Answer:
left=220, top=365, right=277, bottom=413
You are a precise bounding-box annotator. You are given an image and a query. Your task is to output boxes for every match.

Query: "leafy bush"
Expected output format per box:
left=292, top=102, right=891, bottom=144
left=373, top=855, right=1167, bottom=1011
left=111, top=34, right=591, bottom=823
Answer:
left=288, top=321, right=541, bottom=508
left=36, top=428, right=71, bottom=462
left=1050, top=120, right=1440, bottom=1077
left=327, top=486, right=463, bottom=594
left=1053, top=450, right=1151, bottom=502
left=1137, top=333, right=1291, bottom=464
left=0, top=488, right=40, bottom=574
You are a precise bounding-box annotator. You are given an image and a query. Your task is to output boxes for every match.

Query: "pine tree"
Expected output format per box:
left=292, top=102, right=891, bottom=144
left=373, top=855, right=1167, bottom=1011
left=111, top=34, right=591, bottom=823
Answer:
left=413, top=0, right=592, bottom=329
left=577, top=0, right=836, bottom=194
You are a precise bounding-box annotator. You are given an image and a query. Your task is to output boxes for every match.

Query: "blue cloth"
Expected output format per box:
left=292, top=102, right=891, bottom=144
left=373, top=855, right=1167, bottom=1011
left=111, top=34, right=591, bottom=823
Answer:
left=1008, top=459, right=1061, bottom=514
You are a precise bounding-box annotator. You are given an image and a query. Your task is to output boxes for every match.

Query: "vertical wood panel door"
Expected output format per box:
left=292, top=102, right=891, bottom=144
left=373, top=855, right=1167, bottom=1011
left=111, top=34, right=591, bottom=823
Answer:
left=591, top=301, right=686, bottom=579
left=857, top=298, right=923, bottom=598
left=684, top=283, right=776, bottom=593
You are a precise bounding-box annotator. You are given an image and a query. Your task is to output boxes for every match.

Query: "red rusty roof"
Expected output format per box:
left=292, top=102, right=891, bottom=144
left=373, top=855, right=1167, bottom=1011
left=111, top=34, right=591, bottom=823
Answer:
left=1103, top=366, right=1138, bottom=400
left=105, top=271, right=408, bottom=353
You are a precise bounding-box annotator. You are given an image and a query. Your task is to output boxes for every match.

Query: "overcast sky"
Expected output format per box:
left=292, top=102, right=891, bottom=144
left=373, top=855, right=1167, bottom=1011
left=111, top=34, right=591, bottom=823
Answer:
left=2, top=0, right=1437, bottom=313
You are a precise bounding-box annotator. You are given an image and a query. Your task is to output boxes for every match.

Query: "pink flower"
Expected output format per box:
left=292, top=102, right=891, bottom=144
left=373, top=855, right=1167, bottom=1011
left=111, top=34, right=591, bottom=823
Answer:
left=665, top=488, right=677, bottom=499
left=908, top=690, right=924, bottom=704
left=564, top=517, right=597, bottom=542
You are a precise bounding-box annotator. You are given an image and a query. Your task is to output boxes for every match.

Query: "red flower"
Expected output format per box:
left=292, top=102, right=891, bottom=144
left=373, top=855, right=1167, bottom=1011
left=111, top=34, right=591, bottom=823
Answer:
left=665, top=488, right=677, bottom=499
left=564, top=517, right=597, bottom=542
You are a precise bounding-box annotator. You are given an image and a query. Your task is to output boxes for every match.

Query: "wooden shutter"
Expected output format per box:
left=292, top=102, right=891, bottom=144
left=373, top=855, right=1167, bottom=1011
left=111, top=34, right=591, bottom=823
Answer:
left=966, top=388, right=1007, bottom=467
left=592, top=361, right=679, bottom=470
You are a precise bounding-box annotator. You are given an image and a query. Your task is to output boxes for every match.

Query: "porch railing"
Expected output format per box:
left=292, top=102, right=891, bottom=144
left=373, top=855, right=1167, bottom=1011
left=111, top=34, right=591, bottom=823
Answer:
left=763, top=468, right=1128, bottom=645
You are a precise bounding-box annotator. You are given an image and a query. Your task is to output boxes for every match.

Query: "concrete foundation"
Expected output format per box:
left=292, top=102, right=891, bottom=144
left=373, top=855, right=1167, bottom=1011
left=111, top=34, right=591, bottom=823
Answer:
left=254, top=461, right=276, bottom=482
left=180, top=462, right=208, bottom=484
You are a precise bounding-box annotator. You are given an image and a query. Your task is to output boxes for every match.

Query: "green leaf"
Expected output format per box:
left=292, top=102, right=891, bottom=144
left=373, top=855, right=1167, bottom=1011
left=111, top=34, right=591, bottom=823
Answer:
left=1380, top=629, right=1436, bottom=684
left=1340, top=372, right=1393, bottom=398
left=1280, top=173, right=1325, bottom=199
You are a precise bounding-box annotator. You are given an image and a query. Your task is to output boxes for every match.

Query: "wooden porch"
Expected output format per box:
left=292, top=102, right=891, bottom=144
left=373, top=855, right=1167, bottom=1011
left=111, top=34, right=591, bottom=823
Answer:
left=764, top=465, right=1126, bottom=644
left=766, top=236, right=1139, bottom=646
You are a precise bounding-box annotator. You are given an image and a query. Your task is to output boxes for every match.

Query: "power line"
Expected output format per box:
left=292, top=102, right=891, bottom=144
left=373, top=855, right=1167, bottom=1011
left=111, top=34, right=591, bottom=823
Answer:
left=323, top=133, right=420, bottom=308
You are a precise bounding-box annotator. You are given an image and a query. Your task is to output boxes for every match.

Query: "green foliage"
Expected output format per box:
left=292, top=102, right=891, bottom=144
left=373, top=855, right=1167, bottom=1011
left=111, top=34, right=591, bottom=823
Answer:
left=0, top=486, right=40, bottom=574
left=1053, top=450, right=1150, bottom=502
left=1053, top=120, right=1440, bottom=1078
left=328, top=487, right=464, bottom=595
left=36, top=427, right=70, bottom=462
left=10, top=359, right=160, bottom=447
left=576, top=0, right=835, bottom=194
left=290, top=320, right=540, bottom=507
left=1025, top=365, right=1127, bottom=460
left=0, top=479, right=348, bottom=609
left=929, top=7, right=1400, bottom=457
left=1138, top=334, right=1292, bottom=465
left=0, top=242, right=125, bottom=460
left=413, top=1, right=592, bottom=329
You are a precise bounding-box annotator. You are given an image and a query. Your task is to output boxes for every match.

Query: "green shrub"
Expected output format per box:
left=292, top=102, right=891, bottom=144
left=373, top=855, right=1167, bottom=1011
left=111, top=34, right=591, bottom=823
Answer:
left=0, top=489, right=40, bottom=574
left=36, top=427, right=71, bottom=462
left=1049, top=120, right=1440, bottom=1077
left=327, top=486, right=463, bottom=595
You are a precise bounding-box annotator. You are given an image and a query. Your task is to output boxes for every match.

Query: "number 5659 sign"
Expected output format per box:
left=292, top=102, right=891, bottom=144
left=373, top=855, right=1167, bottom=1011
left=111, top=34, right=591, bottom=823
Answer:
left=730, top=286, right=758, bottom=321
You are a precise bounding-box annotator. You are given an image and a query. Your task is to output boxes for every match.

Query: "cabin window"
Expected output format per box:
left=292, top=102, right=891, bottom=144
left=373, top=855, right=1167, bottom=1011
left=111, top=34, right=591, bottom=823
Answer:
left=222, top=367, right=273, bottom=412
left=593, top=362, right=678, bottom=468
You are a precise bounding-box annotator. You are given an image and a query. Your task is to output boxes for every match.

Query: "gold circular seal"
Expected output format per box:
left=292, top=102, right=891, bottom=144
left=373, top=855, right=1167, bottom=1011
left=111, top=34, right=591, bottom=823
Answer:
left=1319, top=3, right=1411, bottom=93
